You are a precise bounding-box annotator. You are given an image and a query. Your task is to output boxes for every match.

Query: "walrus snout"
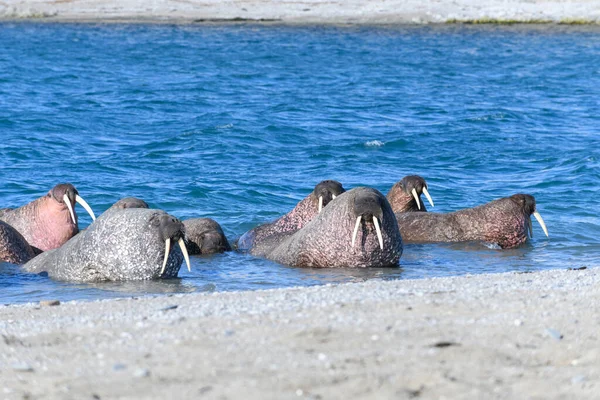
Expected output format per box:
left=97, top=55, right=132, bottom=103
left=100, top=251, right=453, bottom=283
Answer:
left=49, top=183, right=97, bottom=224
left=313, top=180, right=345, bottom=213
left=400, top=175, right=434, bottom=210
left=352, top=191, right=385, bottom=250
left=152, top=214, right=191, bottom=275
left=511, top=194, right=549, bottom=238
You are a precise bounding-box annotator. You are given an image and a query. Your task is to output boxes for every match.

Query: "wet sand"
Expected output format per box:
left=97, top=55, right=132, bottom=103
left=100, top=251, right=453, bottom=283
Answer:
left=0, top=0, right=599, bottom=24
left=1, top=267, right=598, bottom=399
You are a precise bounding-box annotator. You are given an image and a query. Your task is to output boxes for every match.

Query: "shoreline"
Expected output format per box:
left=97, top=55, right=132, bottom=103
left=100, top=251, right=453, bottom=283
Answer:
left=1, top=267, right=599, bottom=398
left=1, top=0, right=600, bottom=25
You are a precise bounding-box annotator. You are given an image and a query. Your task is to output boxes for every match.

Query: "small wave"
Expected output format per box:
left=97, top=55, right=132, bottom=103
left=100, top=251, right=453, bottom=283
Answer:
left=364, top=140, right=384, bottom=147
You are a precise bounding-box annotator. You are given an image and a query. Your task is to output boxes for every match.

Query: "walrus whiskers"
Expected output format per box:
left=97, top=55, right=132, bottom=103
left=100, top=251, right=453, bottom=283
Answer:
left=423, top=187, right=434, bottom=207
left=533, top=211, right=549, bottom=237
left=373, top=216, right=384, bottom=250
left=75, top=195, right=96, bottom=221
left=63, top=194, right=77, bottom=224
left=351, top=216, right=361, bottom=247
left=411, top=189, right=421, bottom=210
left=318, top=196, right=323, bottom=213
left=160, top=238, right=171, bottom=275
left=178, top=237, right=191, bottom=272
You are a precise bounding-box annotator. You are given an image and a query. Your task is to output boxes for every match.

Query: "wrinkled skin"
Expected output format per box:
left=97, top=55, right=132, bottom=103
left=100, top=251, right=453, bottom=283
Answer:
left=0, top=184, right=84, bottom=252
left=183, top=218, right=231, bottom=255
left=396, top=194, right=543, bottom=249
left=107, top=197, right=149, bottom=212
left=22, top=209, right=185, bottom=282
left=387, top=175, right=429, bottom=213
left=264, top=187, right=403, bottom=268
left=238, top=180, right=345, bottom=256
left=0, top=221, right=36, bottom=264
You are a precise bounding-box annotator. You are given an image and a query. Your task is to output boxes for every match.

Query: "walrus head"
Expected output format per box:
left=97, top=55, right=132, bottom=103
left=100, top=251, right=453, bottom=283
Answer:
left=387, top=175, right=434, bottom=213
left=312, top=180, right=345, bottom=213
left=48, top=183, right=96, bottom=224
left=150, top=213, right=191, bottom=276
left=183, top=218, right=231, bottom=255
left=108, top=197, right=150, bottom=211
left=510, top=194, right=548, bottom=239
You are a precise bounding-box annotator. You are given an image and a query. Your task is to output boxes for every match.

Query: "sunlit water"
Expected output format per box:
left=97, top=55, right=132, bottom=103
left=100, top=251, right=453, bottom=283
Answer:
left=0, top=23, right=599, bottom=304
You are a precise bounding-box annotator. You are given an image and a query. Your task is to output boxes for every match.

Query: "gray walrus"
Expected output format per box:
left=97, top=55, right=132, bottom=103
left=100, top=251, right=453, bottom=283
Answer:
left=0, top=221, right=36, bottom=264
left=237, top=180, right=345, bottom=256
left=183, top=218, right=231, bottom=255
left=395, top=193, right=549, bottom=249
left=22, top=208, right=191, bottom=282
left=0, top=183, right=96, bottom=252
left=261, top=187, right=403, bottom=268
left=386, top=175, right=434, bottom=213
left=106, top=197, right=150, bottom=212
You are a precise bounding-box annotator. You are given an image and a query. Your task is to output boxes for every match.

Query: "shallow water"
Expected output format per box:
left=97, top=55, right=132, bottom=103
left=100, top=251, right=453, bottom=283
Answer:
left=0, top=23, right=599, bottom=304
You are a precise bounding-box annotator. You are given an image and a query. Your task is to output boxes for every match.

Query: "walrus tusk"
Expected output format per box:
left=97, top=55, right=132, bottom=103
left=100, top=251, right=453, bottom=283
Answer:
left=352, top=216, right=362, bottom=247
left=160, top=238, right=171, bottom=275
left=76, top=195, right=96, bottom=221
left=533, top=211, right=549, bottom=237
left=63, top=194, right=77, bottom=224
left=411, top=188, right=421, bottom=210
left=527, top=218, right=533, bottom=238
left=332, top=194, right=336, bottom=199
left=318, top=196, right=323, bottom=213
left=373, top=216, right=384, bottom=250
left=423, top=187, right=434, bottom=208
left=178, top=237, right=191, bottom=272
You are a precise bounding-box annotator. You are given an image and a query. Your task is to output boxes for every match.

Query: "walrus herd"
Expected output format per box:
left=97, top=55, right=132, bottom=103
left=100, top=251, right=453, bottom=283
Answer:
left=0, top=177, right=548, bottom=283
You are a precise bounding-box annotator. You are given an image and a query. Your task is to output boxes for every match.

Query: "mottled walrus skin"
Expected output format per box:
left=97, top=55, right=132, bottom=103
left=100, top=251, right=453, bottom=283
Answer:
left=0, top=221, right=36, bottom=264
left=22, top=209, right=185, bottom=282
left=0, top=183, right=94, bottom=252
left=386, top=175, right=432, bottom=213
left=107, top=197, right=149, bottom=211
left=238, top=180, right=345, bottom=256
left=183, top=218, right=231, bottom=255
left=265, top=187, right=403, bottom=268
left=395, top=194, right=547, bottom=249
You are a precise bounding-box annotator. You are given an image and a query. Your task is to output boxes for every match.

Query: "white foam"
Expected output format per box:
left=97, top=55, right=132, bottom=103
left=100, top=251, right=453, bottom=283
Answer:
left=365, top=140, right=384, bottom=147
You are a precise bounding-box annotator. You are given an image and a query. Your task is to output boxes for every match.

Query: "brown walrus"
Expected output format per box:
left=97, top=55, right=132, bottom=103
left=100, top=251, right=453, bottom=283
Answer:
left=183, top=218, right=231, bottom=255
left=395, top=193, right=548, bottom=249
left=0, top=221, right=36, bottom=264
left=237, top=180, right=345, bottom=256
left=0, top=183, right=96, bottom=252
left=386, top=175, right=434, bottom=213
left=260, top=187, right=403, bottom=268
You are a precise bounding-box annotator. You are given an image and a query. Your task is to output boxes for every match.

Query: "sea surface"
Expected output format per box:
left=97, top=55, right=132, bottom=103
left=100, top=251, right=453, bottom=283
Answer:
left=0, top=23, right=599, bottom=304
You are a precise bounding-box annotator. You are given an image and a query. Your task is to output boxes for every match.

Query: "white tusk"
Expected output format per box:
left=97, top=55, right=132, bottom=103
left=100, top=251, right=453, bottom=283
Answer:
left=332, top=194, right=336, bottom=200
left=352, top=216, right=362, bottom=248
left=63, top=194, right=76, bottom=224
left=423, top=187, right=435, bottom=208
left=411, top=188, right=421, bottom=210
left=373, top=216, right=384, bottom=251
left=533, top=211, right=549, bottom=237
left=318, top=196, right=323, bottom=213
left=178, top=237, right=191, bottom=272
left=527, top=218, right=533, bottom=239
left=160, top=238, right=171, bottom=276
left=75, top=195, right=96, bottom=221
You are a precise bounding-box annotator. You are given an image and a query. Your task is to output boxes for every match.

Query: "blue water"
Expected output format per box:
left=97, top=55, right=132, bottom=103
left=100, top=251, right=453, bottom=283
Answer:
left=0, top=23, right=599, bottom=304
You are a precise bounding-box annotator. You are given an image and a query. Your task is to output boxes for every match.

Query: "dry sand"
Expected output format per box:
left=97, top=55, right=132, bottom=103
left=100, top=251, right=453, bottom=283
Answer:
left=0, top=0, right=599, bottom=24
left=1, top=267, right=599, bottom=399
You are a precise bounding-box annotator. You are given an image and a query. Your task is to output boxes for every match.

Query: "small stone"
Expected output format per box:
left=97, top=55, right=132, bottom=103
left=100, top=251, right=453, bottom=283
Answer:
left=39, top=300, right=60, bottom=307
left=296, top=389, right=304, bottom=396
left=571, top=375, right=586, bottom=384
left=514, top=319, right=523, bottom=326
left=371, top=335, right=380, bottom=341
left=160, top=305, right=178, bottom=311
left=544, top=328, right=563, bottom=341
left=113, top=363, right=127, bottom=371
left=224, top=329, right=235, bottom=337
left=12, top=363, right=34, bottom=372
left=317, top=353, right=327, bottom=361
left=134, top=368, right=150, bottom=378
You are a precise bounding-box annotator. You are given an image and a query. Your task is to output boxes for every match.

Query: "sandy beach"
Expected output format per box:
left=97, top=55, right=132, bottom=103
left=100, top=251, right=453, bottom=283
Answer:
left=0, top=0, right=599, bottom=24
left=1, top=267, right=598, bottom=399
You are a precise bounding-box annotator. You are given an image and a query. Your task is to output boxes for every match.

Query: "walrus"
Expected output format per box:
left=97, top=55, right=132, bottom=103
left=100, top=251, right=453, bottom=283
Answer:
left=386, top=175, right=434, bottom=213
left=183, top=218, right=231, bottom=255
left=0, top=183, right=96, bottom=252
left=22, top=208, right=191, bottom=282
left=237, top=180, right=345, bottom=255
left=0, top=221, right=36, bottom=264
left=106, top=197, right=149, bottom=211
left=262, top=187, right=403, bottom=268
left=395, top=193, right=549, bottom=249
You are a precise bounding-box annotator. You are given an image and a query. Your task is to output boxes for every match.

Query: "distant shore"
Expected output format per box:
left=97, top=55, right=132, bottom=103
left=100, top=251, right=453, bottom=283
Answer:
left=1, top=267, right=599, bottom=399
left=1, top=0, right=599, bottom=24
